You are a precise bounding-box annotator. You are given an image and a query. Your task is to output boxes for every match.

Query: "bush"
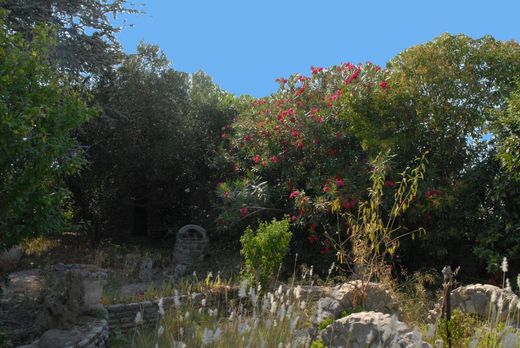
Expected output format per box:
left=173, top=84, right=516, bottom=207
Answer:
left=240, top=218, right=292, bottom=286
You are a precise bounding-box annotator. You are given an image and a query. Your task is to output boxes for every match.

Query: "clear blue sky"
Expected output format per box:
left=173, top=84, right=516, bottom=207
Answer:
left=115, top=0, right=520, bottom=98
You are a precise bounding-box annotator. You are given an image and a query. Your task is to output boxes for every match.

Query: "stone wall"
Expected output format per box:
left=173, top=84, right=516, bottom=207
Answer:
left=18, top=319, right=108, bottom=348
left=106, top=294, right=202, bottom=333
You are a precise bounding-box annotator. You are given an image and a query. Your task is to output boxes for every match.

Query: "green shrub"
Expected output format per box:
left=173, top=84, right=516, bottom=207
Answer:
left=310, top=339, right=327, bottom=348
left=240, top=218, right=292, bottom=286
left=318, top=317, right=334, bottom=330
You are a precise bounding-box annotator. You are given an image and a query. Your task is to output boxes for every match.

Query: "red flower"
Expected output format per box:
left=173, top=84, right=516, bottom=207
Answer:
left=239, top=207, right=249, bottom=218
left=320, top=246, right=331, bottom=254
left=252, top=155, right=261, bottom=164
left=335, top=178, right=345, bottom=188
left=384, top=180, right=396, bottom=188
left=379, top=81, right=387, bottom=90
left=310, top=223, right=316, bottom=231
left=425, top=189, right=442, bottom=198
left=270, top=156, right=278, bottom=164
left=342, top=199, right=358, bottom=209
left=289, top=190, right=300, bottom=199
left=311, top=66, right=323, bottom=75
left=323, top=184, right=330, bottom=193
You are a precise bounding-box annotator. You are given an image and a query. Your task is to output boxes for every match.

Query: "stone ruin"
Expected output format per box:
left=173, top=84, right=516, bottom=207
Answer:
left=37, top=264, right=108, bottom=331
left=171, top=224, right=209, bottom=277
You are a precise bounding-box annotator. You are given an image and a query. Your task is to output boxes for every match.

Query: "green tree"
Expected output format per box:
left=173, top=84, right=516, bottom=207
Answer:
left=0, top=16, right=95, bottom=250
left=342, top=34, right=520, bottom=274
left=70, top=43, right=237, bottom=242
left=1, top=0, right=138, bottom=80
left=495, top=81, right=520, bottom=182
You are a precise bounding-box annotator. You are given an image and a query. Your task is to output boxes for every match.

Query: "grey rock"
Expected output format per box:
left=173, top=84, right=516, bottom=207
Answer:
left=139, top=258, right=154, bottom=282
left=1, top=246, right=23, bottom=264
left=314, top=281, right=399, bottom=324
left=38, top=328, right=82, bottom=348
left=119, top=282, right=150, bottom=296
left=320, top=311, right=431, bottom=348
left=428, top=284, right=520, bottom=326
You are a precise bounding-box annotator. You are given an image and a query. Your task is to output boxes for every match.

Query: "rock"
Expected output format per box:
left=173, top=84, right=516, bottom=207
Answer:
left=38, top=328, right=82, bottom=348
left=314, top=281, right=399, bottom=324
left=120, top=282, right=150, bottom=296
left=139, top=258, right=154, bottom=282
left=2, top=269, right=43, bottom=299
left=52, top=264, right=107, bottom=312
left=174, top=264, right=187, bottom=277
left=0, top=245, right=23, bottom=265
left=428, top=284, right=520, bottom=326
left=319, top=311, right=431, bottom=348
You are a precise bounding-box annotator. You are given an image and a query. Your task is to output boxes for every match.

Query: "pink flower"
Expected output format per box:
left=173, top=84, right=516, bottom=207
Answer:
left=310, top=223, right=316, bottom=231
left=379, top=81, right=387, bottom=90
left=252, top=155, right=261, bottom=164
left=239, top=207, right=249, bottom=218
left=323, top=184, right=330, bottom=193
left=335, top=178, right=345, bottom=188
left=289, top=191, right=300, bottom=199
left=270, top=156, right=278, bottom=164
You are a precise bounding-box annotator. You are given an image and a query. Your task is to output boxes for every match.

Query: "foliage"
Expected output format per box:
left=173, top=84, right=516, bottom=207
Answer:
left=341, top=34, right=520, bottom=277
left=310, top=340, right=327, bottom=348
left=217, top=60, right=390, bottom=270
left=495, top=81, right=520, bottom=182
left=70, top=42, right=238, bottom=242
left=118, top=280, right=309, bottom=348
left=0, top=16, right=95, bottom=250
left=240, top=218, right=292, bottom=286
left=317, top=317, right=334, bottom=330
left=327, top=153, right=426, bottom=280
left=1, top=0, right=138, bottom=80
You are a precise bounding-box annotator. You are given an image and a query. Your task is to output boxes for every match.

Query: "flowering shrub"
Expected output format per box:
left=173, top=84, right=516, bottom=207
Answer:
left=216, top=63, right=391, bottom=259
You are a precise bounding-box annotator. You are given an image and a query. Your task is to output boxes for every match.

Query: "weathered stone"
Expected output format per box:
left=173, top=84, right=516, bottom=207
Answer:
left=3, top=269, right=43, bottom=299
left=0, top=245, right=23, bottom=265
left=119, top=282, right=150, bottom=297
left=314, top=281, right=399, bottom=324
left=320, top=311, right=431, bottom=348
left=139, top=258, right=153, bottom=282
left=428, top=284, right=520, bottom=326
left=52, top=264, right=107, bottom=312
left=38, top=328, right=82, bottom=348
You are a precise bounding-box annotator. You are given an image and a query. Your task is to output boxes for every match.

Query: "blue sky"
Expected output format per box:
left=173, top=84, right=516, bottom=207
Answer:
left=115, top=0, right=520, bottom=98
